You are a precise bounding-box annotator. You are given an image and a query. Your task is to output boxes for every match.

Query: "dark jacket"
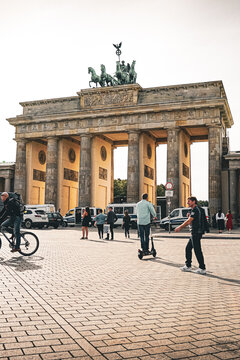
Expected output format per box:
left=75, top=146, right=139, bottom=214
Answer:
left=0, top=197, right=21, bottom=222
left=107, top=210, right=117, bottom=224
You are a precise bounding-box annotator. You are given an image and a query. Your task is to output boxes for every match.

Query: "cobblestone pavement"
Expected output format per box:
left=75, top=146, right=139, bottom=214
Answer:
left=0, top=227, right=240, bottom=360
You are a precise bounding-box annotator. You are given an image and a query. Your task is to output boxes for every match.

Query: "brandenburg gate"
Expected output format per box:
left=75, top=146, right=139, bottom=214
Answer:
left=7, top=81, right=233, bottom=216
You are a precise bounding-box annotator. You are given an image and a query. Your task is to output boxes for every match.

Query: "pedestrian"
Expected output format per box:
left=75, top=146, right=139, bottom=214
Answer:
left=175, top=196, right=207, bottom=274
left=226, top=209, right=233, bottom=233
left=136, top=193, right=157, bottom=254
left=81, top=207, right=91, bottom=239
left=0, top=192, right=22, bottom=252
left=105, top=207, right=117, bottom=240
left=94, top=209, right=106, bottom=239
left=216, top=209, right=225, bottom=233
left=123, top=210, right=131, bottom=238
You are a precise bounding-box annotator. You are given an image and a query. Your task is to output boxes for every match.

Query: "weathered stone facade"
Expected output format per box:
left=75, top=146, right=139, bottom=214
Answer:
left=7, top=81, right=233, bottom=217
left=0, top=163, right=15, bottom=193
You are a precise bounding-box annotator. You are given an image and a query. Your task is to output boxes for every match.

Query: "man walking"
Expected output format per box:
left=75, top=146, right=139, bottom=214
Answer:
left=136, top=193, right=156, bottom=254
left=175, top=196, right=206, bottom=274
left=105, top=207, right=117, bottom=240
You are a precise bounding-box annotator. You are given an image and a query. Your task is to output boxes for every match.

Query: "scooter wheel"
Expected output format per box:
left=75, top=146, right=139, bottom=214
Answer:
left=138, top=250, right=143, bottom=260
left=152, top=249, right=157, bottom=257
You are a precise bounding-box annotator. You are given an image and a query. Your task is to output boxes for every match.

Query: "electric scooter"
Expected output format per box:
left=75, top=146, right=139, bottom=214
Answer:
left=138, top=226, right=157, bottom=259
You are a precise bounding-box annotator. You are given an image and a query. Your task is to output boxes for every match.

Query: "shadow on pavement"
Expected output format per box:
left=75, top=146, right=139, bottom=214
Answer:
left=0, top=255, right=44, bottom=272
left=146, top=257, right=240, bottom=286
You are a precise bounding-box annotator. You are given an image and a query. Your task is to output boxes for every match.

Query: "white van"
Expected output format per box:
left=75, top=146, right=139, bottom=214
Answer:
left=106, top=203, right=138, bottom=228
left=160, top=206, right=210, bottom=230
left=63, top=207, right=101, bottom=226
left=25, top=204, right=55, bottom=213
left=106, top=203, right=161, bottom=228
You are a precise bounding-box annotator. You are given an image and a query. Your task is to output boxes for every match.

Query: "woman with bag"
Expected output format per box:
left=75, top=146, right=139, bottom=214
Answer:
left=81, top=207, right=91, bottom=239
left=216, top=209, right=225, bottom=233
left=123, top=210, right=131, bottom=238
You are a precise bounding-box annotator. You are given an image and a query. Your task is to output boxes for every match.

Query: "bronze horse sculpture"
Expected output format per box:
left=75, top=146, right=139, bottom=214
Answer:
left=88, top=67, right=101, bottom=87
left=100, top=65, right=118, bottom=87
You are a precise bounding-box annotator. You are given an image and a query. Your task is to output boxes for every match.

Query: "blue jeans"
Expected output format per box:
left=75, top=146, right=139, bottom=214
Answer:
left=139, top=223, right=151, bottom=252
left=1, top=216, right=21, bottom=249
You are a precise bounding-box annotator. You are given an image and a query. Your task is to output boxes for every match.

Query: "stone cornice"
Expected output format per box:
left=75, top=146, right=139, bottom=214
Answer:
left=7, top=98, right=232, bottom=127
left=19, top=96, right=79, bottom=107
left=142, top=80, right=224, bottom=94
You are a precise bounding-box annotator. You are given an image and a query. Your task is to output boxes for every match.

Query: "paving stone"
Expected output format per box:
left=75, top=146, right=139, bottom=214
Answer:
left=0, top=229, right=239, bottom=359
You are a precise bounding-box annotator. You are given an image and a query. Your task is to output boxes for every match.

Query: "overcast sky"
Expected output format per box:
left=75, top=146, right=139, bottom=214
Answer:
left=0, top=0, right=239, bottom=200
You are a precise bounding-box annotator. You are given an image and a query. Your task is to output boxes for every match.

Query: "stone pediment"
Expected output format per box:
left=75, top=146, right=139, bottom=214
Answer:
left=77, top=84, right=142, bottom=109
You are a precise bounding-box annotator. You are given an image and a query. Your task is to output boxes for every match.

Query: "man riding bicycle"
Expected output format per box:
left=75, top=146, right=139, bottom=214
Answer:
left=0, top=192, right=21, bottom=252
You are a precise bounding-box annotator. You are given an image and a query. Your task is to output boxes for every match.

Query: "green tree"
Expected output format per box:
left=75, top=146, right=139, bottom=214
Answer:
left=157, top=184, right=165, bottom=196
left=114, top=179, right=127, bottom=198
left=198, top=200, right=209, bottom=207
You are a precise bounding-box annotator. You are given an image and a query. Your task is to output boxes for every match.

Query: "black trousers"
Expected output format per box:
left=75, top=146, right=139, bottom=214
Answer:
left=185, top=233, right=206, bottom=270
left=97, top=224, right=103, bottom=238
left=106, top=223, right=114, bottom=239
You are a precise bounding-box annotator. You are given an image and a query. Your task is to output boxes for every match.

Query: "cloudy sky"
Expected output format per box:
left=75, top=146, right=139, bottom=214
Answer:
left=0, top=0, right=239, bottom=200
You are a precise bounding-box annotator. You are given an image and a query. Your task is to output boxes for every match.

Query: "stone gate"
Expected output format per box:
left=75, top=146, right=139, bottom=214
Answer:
left=7, top=81, right=233, bottom=216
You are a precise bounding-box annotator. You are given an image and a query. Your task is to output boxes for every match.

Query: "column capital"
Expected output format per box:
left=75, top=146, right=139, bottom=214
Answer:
left=79, top=133, right=92, bottom=138
left=167, top=127, right=181, bottom=133
left=15, top=137, right=27, bottom=143
left=128, top=129, right=140, bottom=134
left=46, top=136, right=58, bottom=141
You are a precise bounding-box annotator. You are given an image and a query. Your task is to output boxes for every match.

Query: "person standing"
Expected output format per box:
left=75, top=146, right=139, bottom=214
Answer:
left=0, top=192, right=21, bottom=252
left=175, top=196, right=206, bottom=275
left=123, top=210, right=131, bottom=238
left=94, top=209, right=106, bottom=239
left=136, top=193, right=156, bottom=254
left=226, top=210, right=233, bottom=233
left=216, top=209, right=225, bottom=233
left=105, top=207, right=117, bottom=240
left=81, top=207, right=91, bottom=239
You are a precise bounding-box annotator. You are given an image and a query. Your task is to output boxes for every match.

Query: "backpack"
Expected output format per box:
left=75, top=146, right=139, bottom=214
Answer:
left=198, top=206, right=210, bottom=234
left=9, top=192, right=25, bottom=216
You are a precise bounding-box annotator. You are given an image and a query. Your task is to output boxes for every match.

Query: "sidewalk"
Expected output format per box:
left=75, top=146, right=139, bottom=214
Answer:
left=154, top=228, right=240, bottom=240
left=0, top=227, right=239, bottom=359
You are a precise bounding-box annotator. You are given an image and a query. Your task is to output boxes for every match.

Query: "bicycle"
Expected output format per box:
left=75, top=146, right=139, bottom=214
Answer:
left=0, top=228, right=39, bottom=256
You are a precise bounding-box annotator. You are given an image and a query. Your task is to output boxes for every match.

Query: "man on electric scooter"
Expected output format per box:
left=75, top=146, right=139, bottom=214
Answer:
left=136, top=193, right=157, bottom=254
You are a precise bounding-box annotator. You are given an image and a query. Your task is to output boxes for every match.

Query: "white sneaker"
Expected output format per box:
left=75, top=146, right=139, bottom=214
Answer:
left=180, top=265, right=192, bottom=272
left=194, top=268, right=206, bottom=275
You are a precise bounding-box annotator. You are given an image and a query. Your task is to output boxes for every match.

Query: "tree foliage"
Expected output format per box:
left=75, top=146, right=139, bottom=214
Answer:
left=157, top=184, right=165, bottom=196
left=198, top=200, right=209, bottom=207
left=114, top=179, right=127, bottom=197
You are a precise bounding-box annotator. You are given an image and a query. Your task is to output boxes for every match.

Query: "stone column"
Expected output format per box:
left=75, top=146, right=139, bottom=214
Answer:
left=78, top=134, right=92, bottom=207
left=229, top=169, right=238, bottom=224
left=14, top=138, right=27, bottom=202
left=45, top=137, right=58, bottom=207
left=111, top=145, right=115, bottom=204
left=167, top=128, right=180, bottom=210
left=4, top=177, right=11, bottom=192
left=208, top=126, right=222, bottom=216
left=127, top=130, right=140, bottom=203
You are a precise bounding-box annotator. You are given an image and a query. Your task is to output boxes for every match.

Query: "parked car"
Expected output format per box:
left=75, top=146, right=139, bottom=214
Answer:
left=160, top=206, right=210, bottom=231
left=23, top=209, right=49, bottom=229
left=46, top=212, right=64, bottom=229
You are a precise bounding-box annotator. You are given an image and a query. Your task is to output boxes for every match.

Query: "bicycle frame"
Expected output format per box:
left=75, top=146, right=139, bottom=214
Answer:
left=0, top=229, right=15, bottom=248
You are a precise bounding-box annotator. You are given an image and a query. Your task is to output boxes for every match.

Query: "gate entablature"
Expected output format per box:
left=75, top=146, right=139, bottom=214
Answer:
left=7, top=80, right=233, bottom=215
left=8, top=81, right=232, bottom=142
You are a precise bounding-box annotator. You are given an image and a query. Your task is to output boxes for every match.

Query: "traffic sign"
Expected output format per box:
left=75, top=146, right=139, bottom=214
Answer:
left=165, top=190, right=173, bottom=197
left=165, top=182, right=173, bottom=190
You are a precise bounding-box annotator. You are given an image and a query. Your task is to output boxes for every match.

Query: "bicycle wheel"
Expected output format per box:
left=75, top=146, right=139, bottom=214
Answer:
left=19, top=232, right=39, bottom=256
